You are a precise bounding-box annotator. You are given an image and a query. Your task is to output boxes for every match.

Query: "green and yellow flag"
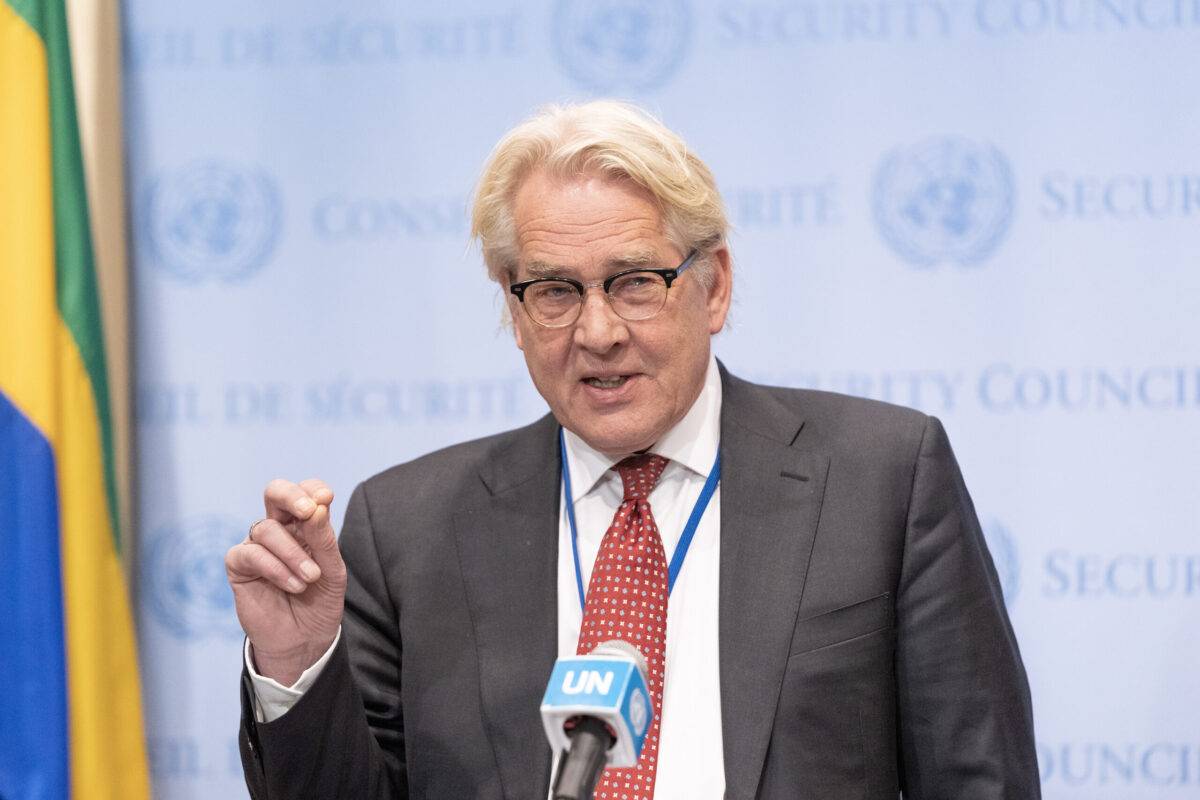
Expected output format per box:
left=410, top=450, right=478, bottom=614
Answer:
left=0, top=0, right=150, bottom=796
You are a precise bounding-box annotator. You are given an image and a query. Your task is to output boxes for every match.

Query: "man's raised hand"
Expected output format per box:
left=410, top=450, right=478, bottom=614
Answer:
left=225, top=478, right=346, bottom=686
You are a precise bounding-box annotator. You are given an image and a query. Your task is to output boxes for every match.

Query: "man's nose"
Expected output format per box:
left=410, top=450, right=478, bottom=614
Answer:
left=572, top=288, right=628, bottom=353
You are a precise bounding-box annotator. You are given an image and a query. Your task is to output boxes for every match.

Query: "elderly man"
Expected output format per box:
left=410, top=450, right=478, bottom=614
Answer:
left=227, top=101, right=1040, bottom=799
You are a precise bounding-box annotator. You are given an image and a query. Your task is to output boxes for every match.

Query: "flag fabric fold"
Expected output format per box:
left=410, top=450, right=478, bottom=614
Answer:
left=0, top=0, right=151, bottom=796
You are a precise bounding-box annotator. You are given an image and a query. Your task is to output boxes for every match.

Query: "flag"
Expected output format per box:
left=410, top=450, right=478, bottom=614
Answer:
left=0, top=0, right=151, bottom=796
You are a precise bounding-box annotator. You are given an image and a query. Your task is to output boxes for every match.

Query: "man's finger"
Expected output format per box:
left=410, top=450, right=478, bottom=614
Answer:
left=264, top=478, right=319, bottom=523
left=247, top=518, right=322, bottom=583
left=225, top=541, right=307, bottom=594
left=293, top=504, right=342, bottom=576
left=298, top=478, right=334, bottom=507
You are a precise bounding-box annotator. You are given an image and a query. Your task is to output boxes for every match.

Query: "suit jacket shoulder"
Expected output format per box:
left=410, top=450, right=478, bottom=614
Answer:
left=358, top=411, right=560, bottom=509
left=721, top=368, right=931, bottom=477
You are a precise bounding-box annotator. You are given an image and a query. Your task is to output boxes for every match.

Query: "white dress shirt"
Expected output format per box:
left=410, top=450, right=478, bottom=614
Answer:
left=248, top=356, right=726, bottom=798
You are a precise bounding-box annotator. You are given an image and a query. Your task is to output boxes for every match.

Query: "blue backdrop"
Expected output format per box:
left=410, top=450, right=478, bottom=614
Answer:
left=122, top=1, right=1200, bottom=797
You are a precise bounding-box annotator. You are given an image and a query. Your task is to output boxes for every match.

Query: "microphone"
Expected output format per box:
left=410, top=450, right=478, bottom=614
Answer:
left=540, top=640, right=652, bottom=800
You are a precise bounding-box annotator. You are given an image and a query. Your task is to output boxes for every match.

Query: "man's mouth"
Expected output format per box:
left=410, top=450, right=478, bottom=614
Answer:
left=583, top=375, right=632, bottom=389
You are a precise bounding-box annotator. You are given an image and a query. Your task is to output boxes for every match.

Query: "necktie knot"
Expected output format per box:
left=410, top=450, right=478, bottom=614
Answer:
left=615, top=453, right=669, bottom=502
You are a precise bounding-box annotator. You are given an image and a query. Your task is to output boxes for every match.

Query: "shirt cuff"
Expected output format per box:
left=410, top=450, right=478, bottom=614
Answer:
left=244, top=628, right=342, bottom=724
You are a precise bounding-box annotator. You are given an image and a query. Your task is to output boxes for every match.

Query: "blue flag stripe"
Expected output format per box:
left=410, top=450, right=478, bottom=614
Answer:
left=0, top=390, right=69, bottom=799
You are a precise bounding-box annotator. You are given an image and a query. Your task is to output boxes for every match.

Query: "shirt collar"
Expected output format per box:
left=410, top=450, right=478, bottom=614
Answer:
left=562, top=355, right=722, bottom=502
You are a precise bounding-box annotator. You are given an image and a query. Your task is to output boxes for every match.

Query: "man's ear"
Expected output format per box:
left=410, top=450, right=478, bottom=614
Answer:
left=706, top=246, right=733, bottom=334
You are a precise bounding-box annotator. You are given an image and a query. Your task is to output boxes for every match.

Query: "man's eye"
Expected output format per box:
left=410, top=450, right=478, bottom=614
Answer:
left=611, top=273, right=663, bottom=294
left=534, top=283, right=576, bottom=300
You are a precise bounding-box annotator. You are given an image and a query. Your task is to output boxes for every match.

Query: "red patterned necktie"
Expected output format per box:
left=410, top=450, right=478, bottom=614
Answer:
left=576, top=453, right=670, bottom=800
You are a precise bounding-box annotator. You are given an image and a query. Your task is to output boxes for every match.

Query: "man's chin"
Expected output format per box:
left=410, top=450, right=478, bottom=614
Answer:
left=568, top=421, right=661, bottom=459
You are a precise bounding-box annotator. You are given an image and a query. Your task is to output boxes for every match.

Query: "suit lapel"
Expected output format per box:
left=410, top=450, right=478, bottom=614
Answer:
left=452, top=414, right=560, bottom=800
left=718, top=368, right=830, bottom=800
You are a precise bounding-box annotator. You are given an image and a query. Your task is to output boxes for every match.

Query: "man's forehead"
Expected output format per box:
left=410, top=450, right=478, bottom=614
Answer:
left=522, top=248, right=661, bottom=277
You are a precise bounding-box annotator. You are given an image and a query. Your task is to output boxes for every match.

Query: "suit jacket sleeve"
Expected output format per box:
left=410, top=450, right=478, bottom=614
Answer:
left=239, top=482, right=407, bottom=799
left=895, top=416, right=1040, bottom=799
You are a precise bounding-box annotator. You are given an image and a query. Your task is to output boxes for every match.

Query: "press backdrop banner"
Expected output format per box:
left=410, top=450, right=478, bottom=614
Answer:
left=123, top=2, right=1200, bottom=797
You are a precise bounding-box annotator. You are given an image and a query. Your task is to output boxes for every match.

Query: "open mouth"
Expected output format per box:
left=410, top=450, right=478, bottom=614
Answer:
left=583, top=375, right=632, bottom=389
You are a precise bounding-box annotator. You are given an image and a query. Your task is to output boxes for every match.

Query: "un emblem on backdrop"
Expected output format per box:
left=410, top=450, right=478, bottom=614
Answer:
left=143, top=516, right=246, bottom=640
left=142, top=161, right=281, bottom=282
left=872, top=138, right=1014, bottom=267
left=982, top=520, right=1020, bottom=607
left=553, top=0, right=691, bottom=92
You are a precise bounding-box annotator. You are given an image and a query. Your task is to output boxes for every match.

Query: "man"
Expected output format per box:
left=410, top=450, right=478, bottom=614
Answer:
left=226, top=101, right=1040, bottom=799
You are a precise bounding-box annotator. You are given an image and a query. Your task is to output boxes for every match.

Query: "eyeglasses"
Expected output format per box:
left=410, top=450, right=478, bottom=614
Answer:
left=508, top=250, right=699, bottom=328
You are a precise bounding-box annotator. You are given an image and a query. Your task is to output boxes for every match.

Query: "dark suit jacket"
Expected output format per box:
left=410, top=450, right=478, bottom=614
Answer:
left=239, top=366, right=1040, bottom=799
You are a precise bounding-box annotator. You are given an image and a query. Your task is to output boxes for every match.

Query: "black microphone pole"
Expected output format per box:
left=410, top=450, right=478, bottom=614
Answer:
left=552, top=716, right=615, bottom=800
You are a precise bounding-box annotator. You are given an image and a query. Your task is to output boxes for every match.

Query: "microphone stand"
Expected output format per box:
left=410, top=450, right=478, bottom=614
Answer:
left=551, top=717, right=615, bottom=800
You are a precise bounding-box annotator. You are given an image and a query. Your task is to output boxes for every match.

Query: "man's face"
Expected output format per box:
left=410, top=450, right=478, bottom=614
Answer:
left=509, top=169, right=732, bottom=456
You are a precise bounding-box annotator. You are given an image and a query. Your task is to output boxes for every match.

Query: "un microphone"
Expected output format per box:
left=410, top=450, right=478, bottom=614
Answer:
left=540, top=640, right=652, bottom=800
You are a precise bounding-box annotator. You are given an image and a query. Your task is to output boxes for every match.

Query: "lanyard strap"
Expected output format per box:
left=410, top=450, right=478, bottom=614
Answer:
left=560, top=429, right=722, bottom=611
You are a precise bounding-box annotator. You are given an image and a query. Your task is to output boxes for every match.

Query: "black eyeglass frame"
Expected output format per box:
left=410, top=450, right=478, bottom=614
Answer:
left=508, top=249, right=699, bottom=327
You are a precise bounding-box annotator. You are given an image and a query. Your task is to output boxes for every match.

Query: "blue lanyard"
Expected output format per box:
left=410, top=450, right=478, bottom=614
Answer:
left=560, top=429, right=722, bottom=611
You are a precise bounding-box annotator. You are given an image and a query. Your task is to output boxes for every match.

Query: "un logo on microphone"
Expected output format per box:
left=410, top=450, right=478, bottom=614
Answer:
left=142, top=516, right=246, bottom=640
left=552, top=0, right=691, bottom=92
left=141, top=161, right=281, bottom=283
left=873, top=138, right=1015, bottom=268
left=982, top=520, right=1020, bottom=607
left=628, top=688, right=649, bottom=736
